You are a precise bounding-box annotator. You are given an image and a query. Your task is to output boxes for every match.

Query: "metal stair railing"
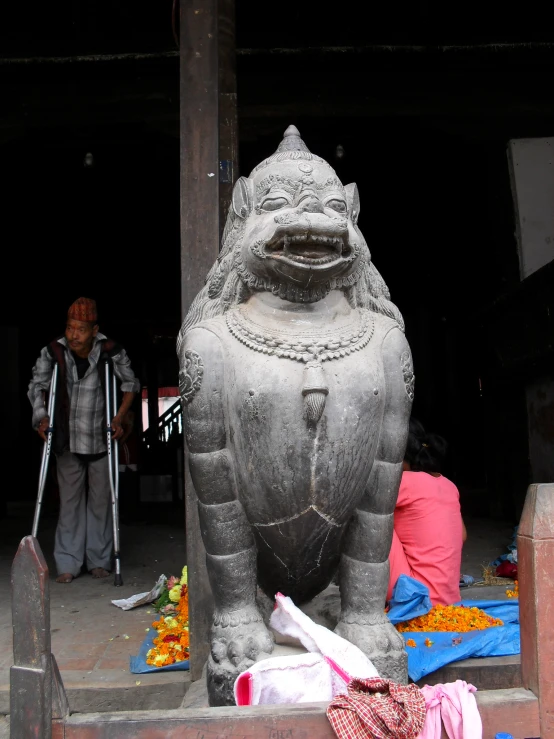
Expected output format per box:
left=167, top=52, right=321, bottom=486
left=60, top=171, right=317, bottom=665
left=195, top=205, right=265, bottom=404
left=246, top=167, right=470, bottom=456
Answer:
left=143, top=398, right=182, bottom=449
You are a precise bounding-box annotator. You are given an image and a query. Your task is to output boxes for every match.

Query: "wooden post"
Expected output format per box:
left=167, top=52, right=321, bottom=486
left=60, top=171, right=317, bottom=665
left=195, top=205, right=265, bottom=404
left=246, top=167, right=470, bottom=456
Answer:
left=518, top=482, right=554, bottom=738
left=217, top=0, right=238, bottom=242
left=10, top=536, right=69, bottom=738
left=181, top=0, right=237, bottom=681
left=180, top=0, right=219, bottom=682
left=10, top=537, right=49, bottom=737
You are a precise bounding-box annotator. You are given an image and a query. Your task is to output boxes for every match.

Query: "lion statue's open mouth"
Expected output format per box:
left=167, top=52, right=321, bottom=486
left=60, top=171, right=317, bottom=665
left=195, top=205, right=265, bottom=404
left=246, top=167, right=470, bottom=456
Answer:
left=264, top=233, right=351, bottom=268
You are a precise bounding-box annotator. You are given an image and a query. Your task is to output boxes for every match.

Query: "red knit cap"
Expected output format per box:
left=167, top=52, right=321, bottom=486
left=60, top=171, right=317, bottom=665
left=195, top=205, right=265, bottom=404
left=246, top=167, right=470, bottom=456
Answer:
left=68, top=297, right=98, bottom=323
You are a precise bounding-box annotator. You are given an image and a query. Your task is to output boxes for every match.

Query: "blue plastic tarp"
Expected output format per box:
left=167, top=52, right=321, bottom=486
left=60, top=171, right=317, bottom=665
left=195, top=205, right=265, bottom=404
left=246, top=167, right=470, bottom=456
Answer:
left=387, top=575, right=433, bottom=625
left=386, top=576, right=520, bottom=682
left=401, top=624, right=520, bottom=682
left=130, top=630, right=190, bottom=674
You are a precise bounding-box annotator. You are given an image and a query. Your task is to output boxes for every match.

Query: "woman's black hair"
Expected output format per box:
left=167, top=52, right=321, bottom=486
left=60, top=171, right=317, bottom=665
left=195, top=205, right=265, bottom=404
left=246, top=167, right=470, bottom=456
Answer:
left=405, top=417, right=448, bottom=474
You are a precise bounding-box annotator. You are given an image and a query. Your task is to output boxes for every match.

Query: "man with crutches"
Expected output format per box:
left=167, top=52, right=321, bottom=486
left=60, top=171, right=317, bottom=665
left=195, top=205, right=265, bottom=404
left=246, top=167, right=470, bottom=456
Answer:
left=28, top=297, right=139, bottom=584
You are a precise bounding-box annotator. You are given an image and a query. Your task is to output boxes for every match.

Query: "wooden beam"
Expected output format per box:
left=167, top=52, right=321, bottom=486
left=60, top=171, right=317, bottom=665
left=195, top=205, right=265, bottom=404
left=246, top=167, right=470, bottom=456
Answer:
left=60, top=689, right=540, bottom=738
left=179, top=0, right=238, bottom=683
left=519, top=483, right=554, bottom=738
left=179, top=0, right=220, bottom=321
left=2, top=40, right=554, bottom=65
left=235, top=41, right=554, bottom=56
left=218, top=0, right=238, bottom=241
left=0, top=51, right=179, bottom=65
left=10, top=536, right=62, bottom=739
left=180, top=0, right=221, bottom=681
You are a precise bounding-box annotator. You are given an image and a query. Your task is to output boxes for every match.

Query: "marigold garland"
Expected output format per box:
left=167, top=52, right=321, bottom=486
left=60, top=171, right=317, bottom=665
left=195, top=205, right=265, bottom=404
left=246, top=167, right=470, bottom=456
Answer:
left=146, top=566, right=190, bottom=668
left=396, top=604, right=504, bottom=634
left=506, top=580, right=519, bottom=598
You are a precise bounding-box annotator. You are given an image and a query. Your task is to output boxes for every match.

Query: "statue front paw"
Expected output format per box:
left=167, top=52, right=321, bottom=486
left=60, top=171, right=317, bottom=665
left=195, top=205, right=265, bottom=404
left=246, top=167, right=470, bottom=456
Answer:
left=211, top=604, right=274, bottom=671
left=335, top=614, right=407, bottom=684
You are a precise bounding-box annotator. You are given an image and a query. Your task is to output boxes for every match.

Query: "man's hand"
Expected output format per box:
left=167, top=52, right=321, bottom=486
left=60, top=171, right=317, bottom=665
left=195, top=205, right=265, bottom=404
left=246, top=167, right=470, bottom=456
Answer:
left=36, top=417, right=50, bottom=442
left=111, top=415, right=124, bottom=441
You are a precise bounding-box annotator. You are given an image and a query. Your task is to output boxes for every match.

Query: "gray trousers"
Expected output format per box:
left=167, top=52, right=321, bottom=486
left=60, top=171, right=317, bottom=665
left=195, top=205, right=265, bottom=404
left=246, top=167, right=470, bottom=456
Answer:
left=54, top=451, right=113, bottom=576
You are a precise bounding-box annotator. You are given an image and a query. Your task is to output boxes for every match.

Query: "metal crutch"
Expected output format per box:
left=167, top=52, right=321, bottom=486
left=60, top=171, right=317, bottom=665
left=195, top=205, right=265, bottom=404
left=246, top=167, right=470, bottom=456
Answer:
left=105, top=360, right=123, bottom=586
left=32, top=364, right=59, bottom=538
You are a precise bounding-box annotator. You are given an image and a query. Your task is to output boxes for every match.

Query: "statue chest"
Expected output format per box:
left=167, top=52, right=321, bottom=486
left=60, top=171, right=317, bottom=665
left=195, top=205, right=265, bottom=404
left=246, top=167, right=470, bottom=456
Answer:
left=218, top=311, right=387, bottom=525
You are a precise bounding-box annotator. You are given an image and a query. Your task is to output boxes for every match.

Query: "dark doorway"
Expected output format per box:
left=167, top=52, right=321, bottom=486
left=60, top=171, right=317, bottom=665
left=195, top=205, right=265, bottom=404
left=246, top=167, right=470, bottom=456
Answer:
left=2, top=124, right=181, bottom=505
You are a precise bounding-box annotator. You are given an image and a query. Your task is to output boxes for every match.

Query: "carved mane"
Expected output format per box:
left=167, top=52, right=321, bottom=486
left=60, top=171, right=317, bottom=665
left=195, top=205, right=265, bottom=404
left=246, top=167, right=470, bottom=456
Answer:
left=177, top=205, right=404, bottom=353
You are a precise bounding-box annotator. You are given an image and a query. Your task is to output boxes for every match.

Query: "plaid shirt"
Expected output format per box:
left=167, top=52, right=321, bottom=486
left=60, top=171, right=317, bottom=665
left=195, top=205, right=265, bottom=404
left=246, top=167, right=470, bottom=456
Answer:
left=327, top=677, right=426, bottom=739
left=28, top=333, right=140, bottom=455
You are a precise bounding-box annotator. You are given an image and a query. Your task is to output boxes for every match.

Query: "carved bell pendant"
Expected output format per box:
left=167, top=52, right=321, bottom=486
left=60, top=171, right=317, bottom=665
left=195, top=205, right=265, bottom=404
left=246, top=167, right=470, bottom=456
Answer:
left=302, top=361, right=329, bottom=425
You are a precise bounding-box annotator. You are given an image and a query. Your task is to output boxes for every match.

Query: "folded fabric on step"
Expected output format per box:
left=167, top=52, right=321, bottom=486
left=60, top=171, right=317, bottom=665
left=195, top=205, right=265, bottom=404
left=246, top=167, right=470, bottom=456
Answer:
left=270, top=592, right=379, bottom=681
left=418, top=680, right=482, bottom=739
left=327, top=677, right=426, bottom=739
left=234, top=592, right=378, bottom=706
left=234, top=652, right=346, bottom=706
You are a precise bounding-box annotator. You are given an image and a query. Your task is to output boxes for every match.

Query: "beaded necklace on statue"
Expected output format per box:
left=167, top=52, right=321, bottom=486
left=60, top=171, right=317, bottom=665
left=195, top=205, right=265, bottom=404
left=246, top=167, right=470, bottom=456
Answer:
left=226, top=306, right=375, bottom=425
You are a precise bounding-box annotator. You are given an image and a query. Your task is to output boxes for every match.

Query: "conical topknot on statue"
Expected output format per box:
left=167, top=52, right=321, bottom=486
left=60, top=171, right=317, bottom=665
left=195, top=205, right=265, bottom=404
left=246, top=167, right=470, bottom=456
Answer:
left=249, top=124, right=330, bottom=176
left=275, top=125, right=311, bottom=154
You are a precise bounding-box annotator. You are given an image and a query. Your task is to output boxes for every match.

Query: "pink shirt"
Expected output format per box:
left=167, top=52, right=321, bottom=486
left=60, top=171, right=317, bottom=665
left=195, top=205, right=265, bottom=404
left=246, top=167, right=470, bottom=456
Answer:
left=389, top=471, right=463, bottom=605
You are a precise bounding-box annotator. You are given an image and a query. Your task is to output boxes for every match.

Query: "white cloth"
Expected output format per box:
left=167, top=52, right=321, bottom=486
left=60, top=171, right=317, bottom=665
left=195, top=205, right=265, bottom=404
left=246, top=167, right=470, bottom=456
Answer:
left=234, top=592, right=378, bottom=706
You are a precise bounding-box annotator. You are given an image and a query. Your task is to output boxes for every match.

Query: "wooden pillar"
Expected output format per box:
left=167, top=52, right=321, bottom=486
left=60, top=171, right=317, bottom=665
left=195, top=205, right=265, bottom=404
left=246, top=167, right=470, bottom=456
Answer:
left=180, top=0, right=238, bottom=680
left=519, top=483, right=554, bottom=738
left=217, top=0, right=238, bottom=242
left=10, top=536, right=68, bottom=739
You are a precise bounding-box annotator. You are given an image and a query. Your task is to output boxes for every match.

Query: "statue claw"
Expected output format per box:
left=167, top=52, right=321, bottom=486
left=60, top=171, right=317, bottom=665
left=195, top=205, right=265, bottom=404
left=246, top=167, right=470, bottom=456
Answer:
left=210, top=639, right=228, bottom=664
left=211, top=605, right=274, bottom=668
left=208, top=606, right=275, bottom=705
left=335, top=615, right=408, bottom=684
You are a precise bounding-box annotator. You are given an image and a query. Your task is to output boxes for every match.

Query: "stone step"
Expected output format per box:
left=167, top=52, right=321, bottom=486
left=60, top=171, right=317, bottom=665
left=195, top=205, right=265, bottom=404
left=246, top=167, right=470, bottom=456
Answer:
left=418, top=654, right=522, bottom=691
left=0, top=669, right=190, bottom=715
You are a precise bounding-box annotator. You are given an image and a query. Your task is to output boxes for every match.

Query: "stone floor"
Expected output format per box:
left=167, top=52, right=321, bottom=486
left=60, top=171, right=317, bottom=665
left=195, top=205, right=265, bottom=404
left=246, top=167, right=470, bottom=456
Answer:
left=0, top=501, right=189, bottom=714
left=0, top=501, right=517, bottom=716
left=460, top=517, right=516, bottom=583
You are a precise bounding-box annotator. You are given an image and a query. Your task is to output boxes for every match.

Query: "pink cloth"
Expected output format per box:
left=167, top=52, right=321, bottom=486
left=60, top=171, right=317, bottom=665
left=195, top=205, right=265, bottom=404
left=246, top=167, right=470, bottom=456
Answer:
left=234, top=593, right=378, bottom=706
left=388, top=471, right=463, bottom=605
left=418, top=681, right=482, bottom=739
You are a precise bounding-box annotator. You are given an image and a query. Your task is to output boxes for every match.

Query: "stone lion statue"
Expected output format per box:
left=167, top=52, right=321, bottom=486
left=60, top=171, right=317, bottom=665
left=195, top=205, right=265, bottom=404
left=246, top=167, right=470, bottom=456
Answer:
left=178, top=126, right=414, bottom=705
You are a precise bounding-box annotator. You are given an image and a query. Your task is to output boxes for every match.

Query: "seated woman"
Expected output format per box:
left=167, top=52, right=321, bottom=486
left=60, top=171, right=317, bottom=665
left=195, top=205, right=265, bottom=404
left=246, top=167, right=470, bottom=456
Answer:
left=387, top=419, right=467, bottom=605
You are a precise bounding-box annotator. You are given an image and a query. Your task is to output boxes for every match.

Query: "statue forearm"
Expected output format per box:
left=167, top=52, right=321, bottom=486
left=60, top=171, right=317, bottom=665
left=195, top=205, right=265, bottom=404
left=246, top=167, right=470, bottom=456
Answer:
left=339, top=328, right=411, bottom=620
left=198, top=500, right=254, bottom=556
left=189, top=449, right=257, bottom=604
left=339, top=555, right=390, bottom=623
left=339, top=460, right=402, bottom=621
left=189, top=449, right=254, bottom=551
left=207, top=549, right=258, bottom=614
left=361, top=458, right=404, bottom=516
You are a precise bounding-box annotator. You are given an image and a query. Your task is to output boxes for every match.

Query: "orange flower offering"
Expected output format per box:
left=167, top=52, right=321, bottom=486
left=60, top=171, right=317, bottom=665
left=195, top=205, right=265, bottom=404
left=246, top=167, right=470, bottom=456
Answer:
left=146, top=568, right=190, bottom=668
left=424, top=638, right=434, bottom=647
left=506, top=580, right=519, bottom=598
left=396, top=604, right=504, bottom=633
left=406, top=639, right=417, bottom=648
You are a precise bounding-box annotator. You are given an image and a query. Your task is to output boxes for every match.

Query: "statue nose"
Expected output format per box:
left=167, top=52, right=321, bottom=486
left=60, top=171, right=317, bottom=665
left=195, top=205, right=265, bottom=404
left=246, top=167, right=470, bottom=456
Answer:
left=298, top=196, right=324, bottom=214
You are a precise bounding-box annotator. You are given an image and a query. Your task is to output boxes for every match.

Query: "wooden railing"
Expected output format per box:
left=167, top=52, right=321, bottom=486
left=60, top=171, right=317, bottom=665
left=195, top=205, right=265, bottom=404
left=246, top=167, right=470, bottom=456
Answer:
left=142, top=398, right=182, bottom=449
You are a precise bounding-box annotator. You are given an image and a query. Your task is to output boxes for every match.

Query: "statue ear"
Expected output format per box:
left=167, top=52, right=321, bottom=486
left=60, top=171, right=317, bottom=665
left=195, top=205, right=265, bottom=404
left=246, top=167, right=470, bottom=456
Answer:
left=232, top=177, right=255, bottom=219
left=345, top=183, right=360, bottom=225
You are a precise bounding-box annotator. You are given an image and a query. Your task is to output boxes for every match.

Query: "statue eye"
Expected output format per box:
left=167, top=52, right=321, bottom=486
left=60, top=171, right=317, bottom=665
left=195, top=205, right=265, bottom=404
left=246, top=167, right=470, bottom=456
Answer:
left=326, top=199, right=347, bottom=213
left=261, top=197, right=289, bottom=212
